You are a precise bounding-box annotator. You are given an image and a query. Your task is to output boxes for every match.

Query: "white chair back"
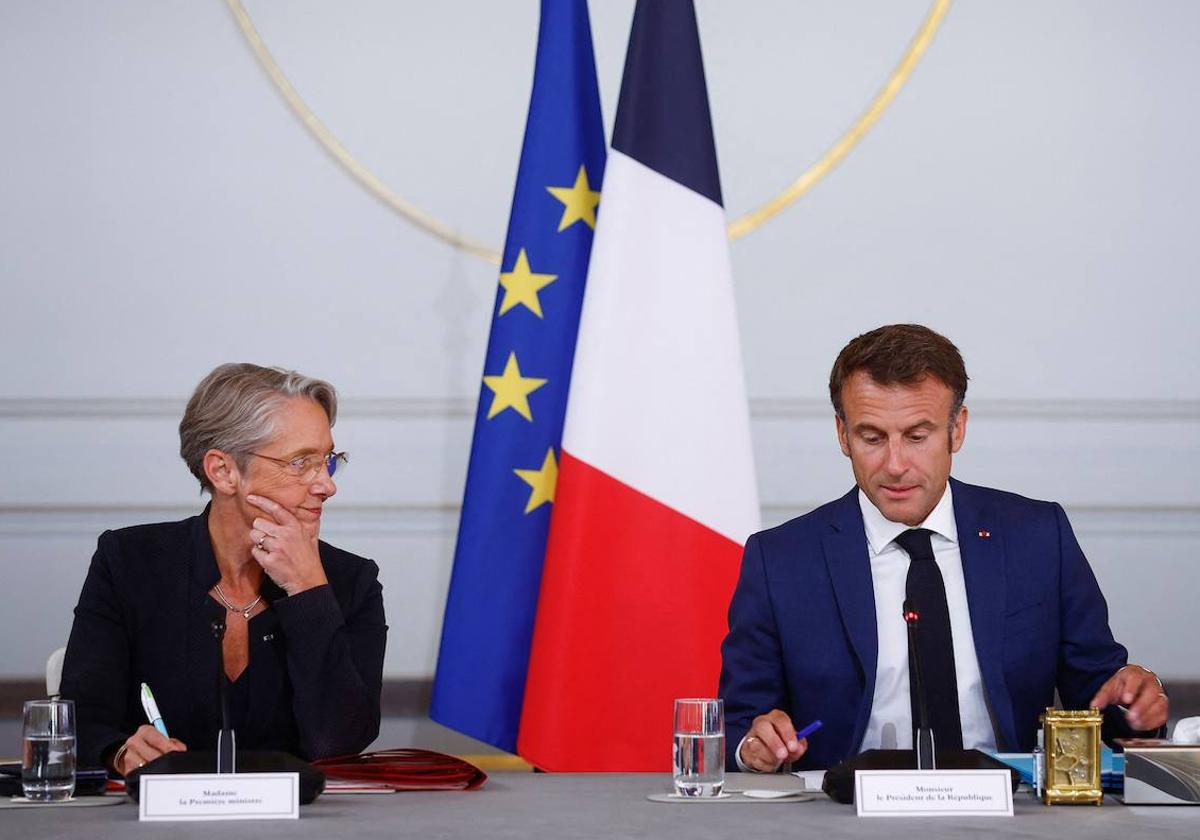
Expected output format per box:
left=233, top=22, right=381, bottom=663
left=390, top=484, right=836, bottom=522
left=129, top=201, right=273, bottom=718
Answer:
left=45, top=646, right=66, bottom=697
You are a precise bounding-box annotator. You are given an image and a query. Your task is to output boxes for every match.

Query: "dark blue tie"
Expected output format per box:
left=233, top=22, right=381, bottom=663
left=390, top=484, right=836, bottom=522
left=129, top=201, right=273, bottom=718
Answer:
left=893, top=528, right=963, bottom=752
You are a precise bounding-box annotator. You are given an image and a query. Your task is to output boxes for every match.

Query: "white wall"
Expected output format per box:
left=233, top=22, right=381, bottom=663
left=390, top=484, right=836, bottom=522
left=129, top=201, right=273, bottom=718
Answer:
left=1, top=1, right=1197, bottom=680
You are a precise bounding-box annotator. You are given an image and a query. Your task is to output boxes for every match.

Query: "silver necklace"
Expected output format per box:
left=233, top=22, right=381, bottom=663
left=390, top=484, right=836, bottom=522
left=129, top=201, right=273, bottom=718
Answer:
left=213, top=584, right=263, bottom=620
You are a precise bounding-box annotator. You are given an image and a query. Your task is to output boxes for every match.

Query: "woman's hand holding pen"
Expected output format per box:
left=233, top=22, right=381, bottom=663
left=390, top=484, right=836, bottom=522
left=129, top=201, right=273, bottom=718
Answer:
left=113, top=725, right=187, bottom=775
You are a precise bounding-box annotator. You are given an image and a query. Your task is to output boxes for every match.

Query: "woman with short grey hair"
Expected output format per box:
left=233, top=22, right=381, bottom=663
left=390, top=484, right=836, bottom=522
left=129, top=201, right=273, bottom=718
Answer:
left=60, top=363, right=388, bottom=775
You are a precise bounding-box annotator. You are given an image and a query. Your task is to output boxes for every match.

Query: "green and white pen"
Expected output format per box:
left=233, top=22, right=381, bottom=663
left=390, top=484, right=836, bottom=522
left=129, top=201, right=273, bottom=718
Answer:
left=140, top=682, right=169, bottom=737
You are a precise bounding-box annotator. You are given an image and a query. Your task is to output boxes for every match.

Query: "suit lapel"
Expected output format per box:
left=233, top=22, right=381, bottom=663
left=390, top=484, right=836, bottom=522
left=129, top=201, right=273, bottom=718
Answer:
left=952, top=478, right=1017, bottom=749
left=822, top=489, right=877, bottom=748
left=244, top=579, right=287, bottom=742
left=187, top=508, right=225, bottom=736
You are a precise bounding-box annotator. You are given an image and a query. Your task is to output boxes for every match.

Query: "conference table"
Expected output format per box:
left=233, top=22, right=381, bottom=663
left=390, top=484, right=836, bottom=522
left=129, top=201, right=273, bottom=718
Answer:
left=4, top=773, right=1198, bottom=838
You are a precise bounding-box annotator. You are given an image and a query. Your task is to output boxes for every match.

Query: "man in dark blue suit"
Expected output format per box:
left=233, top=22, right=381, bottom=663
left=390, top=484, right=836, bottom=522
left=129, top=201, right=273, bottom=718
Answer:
left=720, top=324, right=1168, bottom=771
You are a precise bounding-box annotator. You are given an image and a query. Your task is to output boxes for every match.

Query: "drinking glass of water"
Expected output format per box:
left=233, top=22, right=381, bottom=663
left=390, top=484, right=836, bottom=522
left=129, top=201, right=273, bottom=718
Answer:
left=673, top=697, right=724, bottom=797
left=22, top=699, right=76, bottom=802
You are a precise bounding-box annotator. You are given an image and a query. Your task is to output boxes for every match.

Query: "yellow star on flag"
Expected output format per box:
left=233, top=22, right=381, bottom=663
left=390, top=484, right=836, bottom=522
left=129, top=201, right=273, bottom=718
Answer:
left=514, top=448, right=558, bottom=513
left=482, top=352, right=547, bottom=421
left=498, top=249, right=558, bottom=318
left=546, top=165, right=601, bottom=231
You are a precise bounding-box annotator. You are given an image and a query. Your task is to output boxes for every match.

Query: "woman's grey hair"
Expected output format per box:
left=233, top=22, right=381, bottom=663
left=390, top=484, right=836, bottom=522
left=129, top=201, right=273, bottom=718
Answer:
left=179, top=363, right=338, bottom=492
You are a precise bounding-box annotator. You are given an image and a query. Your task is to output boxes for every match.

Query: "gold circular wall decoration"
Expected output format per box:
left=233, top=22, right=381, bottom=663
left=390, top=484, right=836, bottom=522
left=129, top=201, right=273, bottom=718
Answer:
left=225, top=0, right=952, bottom=265
left=727, top=0, right=951, bottom=240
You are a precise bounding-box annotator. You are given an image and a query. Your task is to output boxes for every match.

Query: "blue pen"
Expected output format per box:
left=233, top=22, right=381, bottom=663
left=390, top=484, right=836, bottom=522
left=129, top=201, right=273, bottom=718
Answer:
left=780, top=719, right=823, bottom=772
left=140, top=682, right=169, bottom=737
left=796, top=719, right=823, bottom=740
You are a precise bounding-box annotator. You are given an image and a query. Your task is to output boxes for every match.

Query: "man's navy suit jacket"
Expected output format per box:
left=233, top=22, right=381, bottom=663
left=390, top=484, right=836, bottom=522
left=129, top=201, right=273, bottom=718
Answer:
left=719, top=478, right=1129, bottom=770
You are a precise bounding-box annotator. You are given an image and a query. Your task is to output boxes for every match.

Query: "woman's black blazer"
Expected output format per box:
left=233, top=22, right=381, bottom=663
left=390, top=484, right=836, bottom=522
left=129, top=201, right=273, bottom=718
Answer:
left=60, top=507, right=388, bottom=768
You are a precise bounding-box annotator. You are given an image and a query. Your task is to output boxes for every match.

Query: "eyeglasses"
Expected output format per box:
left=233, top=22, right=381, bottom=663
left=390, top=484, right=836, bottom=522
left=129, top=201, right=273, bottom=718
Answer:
left=249, top=450, right=349, bottom=483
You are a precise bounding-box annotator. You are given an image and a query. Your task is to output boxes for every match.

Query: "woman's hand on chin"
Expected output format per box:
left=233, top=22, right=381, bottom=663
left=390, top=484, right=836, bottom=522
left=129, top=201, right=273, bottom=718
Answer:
left=246, top=494, right=329, bottom=596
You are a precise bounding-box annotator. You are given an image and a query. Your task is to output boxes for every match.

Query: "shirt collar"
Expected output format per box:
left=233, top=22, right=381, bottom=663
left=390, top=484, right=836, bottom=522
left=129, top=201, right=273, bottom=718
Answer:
left=858, top=481, right=959, bottom=556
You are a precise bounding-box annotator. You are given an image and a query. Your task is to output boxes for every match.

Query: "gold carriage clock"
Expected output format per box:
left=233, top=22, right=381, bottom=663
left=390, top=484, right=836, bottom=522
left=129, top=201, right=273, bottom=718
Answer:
left=1040, top=708, right=1104, bottom=805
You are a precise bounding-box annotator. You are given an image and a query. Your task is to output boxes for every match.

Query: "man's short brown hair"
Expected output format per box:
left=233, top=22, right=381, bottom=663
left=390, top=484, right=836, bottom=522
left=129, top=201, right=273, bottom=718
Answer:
left=829, top=324, right=968, bottom=421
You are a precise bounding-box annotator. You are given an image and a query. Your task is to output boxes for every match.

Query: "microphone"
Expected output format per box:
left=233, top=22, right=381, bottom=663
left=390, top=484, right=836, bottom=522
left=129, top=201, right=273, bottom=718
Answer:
left=903, top=599, right=936, bottom=770
left=123, top=619, right=326, bottom=804
left=822, top=604, right=1019, bottom=802
left=821, top=601, right=1019, bottom=803
left=211, top=619, right=236, bottom=774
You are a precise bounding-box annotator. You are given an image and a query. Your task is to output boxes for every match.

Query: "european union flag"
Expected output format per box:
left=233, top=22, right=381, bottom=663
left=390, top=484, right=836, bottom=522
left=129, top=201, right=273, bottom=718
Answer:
left=430, top=0, right=606, bottom=754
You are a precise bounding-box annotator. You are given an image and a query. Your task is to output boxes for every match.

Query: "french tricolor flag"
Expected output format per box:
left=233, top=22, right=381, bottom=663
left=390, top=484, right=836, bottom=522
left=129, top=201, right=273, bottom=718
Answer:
left=518, top=0, right=760, bottom=771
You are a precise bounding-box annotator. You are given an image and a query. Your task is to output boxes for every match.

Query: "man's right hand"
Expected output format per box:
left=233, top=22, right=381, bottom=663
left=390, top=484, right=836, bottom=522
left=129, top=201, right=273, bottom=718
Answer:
left=114, top=725, right=187, bottom=775
left=739, top=709, right=808, bottom=772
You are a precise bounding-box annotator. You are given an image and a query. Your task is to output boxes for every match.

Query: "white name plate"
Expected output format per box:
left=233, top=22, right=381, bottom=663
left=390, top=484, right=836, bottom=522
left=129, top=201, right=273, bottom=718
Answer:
left=138, top=772, right=300, bottom=821
left=855, top=769, right=1013, bottom=817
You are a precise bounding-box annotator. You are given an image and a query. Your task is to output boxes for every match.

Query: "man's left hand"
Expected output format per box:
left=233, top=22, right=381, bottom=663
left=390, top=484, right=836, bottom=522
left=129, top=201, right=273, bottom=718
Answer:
left=1089, top=664, right=1168, bottom=731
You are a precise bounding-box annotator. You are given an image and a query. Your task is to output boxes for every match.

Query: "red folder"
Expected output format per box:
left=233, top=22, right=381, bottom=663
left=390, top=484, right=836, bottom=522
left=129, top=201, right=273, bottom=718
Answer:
left=313, top=748, right=488, bottom=791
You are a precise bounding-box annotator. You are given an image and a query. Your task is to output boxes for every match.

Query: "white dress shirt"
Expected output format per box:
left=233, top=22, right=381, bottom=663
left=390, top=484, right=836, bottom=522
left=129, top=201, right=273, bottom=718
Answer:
left=858, top=483, right=996, bottom=753
left=736, top=483, right=996, bottom=771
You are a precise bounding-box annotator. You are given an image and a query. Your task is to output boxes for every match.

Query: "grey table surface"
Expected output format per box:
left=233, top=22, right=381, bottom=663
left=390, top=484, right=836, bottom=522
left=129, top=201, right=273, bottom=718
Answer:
left=2, top=773, right=1198, bottom=839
